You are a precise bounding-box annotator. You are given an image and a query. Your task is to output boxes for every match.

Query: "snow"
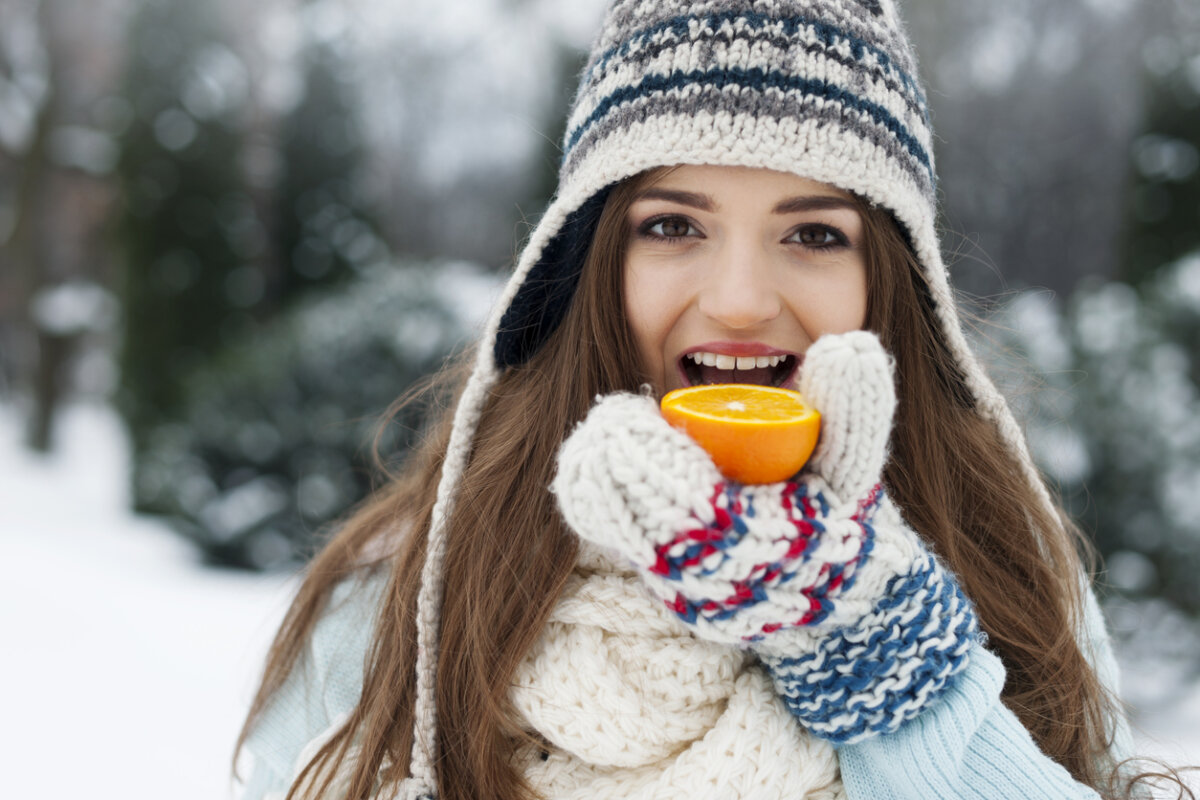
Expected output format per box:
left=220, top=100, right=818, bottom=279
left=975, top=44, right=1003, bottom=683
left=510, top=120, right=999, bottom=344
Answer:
left=1, top=402, right=1197, bottom=799
left=0, top=403, right=296, bottom=800
left=29, top=280, right=118, bottom=336
left=1108, top=595, right=1200, bottom=778
left=47, top=125, right=120, bottom=175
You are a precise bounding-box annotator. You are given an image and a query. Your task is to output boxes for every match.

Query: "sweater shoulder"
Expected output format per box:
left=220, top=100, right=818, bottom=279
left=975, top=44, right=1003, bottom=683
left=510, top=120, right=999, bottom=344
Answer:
left=238, top=569, right=389, bottom=797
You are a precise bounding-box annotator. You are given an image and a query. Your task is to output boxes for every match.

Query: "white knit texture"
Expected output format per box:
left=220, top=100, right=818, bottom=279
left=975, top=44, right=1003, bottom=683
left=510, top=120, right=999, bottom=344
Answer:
left=510, top=542, right=848, bottom=800
left=798, top=332, right=895, bottom=513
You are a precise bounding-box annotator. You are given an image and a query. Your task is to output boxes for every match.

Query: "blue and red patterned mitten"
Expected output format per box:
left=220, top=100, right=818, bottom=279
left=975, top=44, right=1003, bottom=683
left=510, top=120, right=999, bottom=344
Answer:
left=552, top=331, right=980, bottom=744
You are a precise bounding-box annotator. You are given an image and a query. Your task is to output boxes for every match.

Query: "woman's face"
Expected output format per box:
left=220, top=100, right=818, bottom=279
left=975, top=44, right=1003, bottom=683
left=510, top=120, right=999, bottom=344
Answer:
left=623, top=164, right=868, bottom=396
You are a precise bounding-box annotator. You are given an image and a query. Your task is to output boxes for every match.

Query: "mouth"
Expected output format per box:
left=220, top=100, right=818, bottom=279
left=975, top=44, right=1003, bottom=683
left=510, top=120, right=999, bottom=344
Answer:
left=679, top=349, right=800, bottom=388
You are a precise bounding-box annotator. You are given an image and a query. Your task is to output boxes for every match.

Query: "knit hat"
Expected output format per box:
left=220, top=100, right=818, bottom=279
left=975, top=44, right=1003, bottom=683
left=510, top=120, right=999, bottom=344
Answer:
left=497, top=0, right=935, bottom=367
left=398, top=2, right=1057, bottom=796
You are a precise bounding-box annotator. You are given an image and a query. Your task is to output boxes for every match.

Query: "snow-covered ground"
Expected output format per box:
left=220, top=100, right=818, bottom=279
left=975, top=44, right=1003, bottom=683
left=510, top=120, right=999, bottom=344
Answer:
left=1, top=402, right=1196, bottom=799
left=1, top=403, right=295, bottom=800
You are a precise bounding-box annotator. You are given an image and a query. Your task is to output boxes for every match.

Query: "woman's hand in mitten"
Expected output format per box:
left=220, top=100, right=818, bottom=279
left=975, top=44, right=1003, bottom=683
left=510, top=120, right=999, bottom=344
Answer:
left=551, top=331, right=979, bottom=745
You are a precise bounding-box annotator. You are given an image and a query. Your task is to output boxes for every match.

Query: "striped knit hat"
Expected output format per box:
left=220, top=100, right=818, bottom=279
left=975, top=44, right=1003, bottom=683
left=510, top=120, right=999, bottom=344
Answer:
left=398, top=2, right=1057, bottom=796
left=495, top=0, right=936, bottom=367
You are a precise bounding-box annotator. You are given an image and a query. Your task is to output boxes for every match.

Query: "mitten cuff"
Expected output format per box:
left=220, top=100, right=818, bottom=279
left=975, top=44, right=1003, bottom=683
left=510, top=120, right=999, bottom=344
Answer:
left=759, top=550, right=979, bottom=744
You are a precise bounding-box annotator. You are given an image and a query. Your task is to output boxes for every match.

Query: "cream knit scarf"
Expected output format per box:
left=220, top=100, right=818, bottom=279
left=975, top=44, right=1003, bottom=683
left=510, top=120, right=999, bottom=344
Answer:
left=509, top=541, right=846, bottom=800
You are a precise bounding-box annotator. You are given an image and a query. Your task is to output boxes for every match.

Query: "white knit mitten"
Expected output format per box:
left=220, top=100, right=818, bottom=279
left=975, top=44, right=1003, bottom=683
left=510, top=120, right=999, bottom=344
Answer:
left=552, top=331, right=979, bottom=745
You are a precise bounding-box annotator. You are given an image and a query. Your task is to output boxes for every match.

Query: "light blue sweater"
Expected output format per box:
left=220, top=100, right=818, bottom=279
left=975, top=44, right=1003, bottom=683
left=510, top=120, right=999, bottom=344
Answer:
left=239, top=573, right=1132, bottom=799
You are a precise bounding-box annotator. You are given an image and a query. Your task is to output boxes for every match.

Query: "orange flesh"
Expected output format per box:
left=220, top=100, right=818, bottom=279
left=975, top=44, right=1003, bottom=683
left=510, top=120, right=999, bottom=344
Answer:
left=660, top=384, right=821, bottom=484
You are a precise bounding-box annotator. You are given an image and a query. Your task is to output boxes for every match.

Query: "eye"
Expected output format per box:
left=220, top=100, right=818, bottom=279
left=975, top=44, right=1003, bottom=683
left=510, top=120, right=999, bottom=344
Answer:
left=641, top=215, right=700, bottom=240
left=787, top=224, right=848, bottom=250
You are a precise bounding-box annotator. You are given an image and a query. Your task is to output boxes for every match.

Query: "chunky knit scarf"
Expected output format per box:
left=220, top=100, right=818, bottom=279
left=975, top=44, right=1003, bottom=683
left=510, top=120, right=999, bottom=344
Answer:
left=510, top=541, right=847, bottom=800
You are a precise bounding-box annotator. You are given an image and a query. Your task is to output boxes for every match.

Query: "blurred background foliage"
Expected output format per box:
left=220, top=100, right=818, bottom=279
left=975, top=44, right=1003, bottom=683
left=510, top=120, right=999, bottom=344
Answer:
left=1, top=0, right=1199, bottom=621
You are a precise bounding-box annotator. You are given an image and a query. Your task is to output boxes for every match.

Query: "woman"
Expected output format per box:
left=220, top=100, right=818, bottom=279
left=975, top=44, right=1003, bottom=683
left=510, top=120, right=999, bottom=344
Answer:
left=235, top=1, right=1183, bottom=798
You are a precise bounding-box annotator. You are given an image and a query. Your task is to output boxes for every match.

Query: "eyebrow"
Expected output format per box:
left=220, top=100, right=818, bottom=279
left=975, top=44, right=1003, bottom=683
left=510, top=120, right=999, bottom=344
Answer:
left=772, top=195, right=858, bottom=214
left=635, top=188, right=714, bottom=210
left=634, top=188, right=857, bottom=214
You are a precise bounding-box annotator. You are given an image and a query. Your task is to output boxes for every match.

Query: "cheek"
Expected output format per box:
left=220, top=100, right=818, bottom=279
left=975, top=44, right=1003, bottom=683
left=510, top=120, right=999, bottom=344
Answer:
left=843, top=268, right=869, bottom=330
left=793, top=264, right=869, bottom=334
left=624, top=260, right=683, bottom=373
left=623, top=264, right=662, bottom=363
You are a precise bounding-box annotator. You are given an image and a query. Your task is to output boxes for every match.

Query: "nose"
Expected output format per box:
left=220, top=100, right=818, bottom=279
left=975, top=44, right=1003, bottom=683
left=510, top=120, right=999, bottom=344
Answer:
left=696, top=241, right=782, bottom=329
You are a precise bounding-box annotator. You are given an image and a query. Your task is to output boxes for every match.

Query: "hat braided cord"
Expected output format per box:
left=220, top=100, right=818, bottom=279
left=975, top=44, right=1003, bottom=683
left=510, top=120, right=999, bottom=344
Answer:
left=393, top=357, right=498, bottom=799
left=392, top=194, right=573, bottom=798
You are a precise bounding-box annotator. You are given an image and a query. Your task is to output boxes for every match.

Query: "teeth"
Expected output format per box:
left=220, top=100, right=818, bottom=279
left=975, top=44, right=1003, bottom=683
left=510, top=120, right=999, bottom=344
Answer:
left=686, top=352, right=790, bottom=370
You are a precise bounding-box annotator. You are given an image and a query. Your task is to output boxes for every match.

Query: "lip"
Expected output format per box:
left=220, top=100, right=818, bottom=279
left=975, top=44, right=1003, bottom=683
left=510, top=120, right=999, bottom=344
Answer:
left=681, top=341, right=799, bottom=358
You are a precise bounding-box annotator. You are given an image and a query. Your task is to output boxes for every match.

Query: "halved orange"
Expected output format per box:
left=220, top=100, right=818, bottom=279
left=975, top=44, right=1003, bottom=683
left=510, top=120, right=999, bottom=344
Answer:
left=660, top=384, right=821, bottom=484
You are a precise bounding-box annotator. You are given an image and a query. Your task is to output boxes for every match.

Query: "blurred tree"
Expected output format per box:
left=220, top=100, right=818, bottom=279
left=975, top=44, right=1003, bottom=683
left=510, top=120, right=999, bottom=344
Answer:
left=520, top=39, right=590, bottom=224
left=272, top=35, right=380, bottom=302
left=905, top=0, right=1147, bottom=298
left=115, top=0, right=261, bottom=505
left=1118, top=4, right=1200, bottom=288
left=2, top=0, right=63, bottom=452
left=0, top=0, right=125, bottom=451
left=116, top=0, right=393, bottom=527
left=991, top=264, right=1200, bottom=616
left=134, top=259, right=497, bottom=569
left=988, top=0, right=1200, bottom=617
left=115, top=0, right=590, bottom=565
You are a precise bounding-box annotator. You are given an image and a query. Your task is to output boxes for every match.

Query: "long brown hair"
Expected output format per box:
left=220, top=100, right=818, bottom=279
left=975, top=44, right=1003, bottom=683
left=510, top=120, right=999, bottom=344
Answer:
left=237, top=168, right=1148, bottom=799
